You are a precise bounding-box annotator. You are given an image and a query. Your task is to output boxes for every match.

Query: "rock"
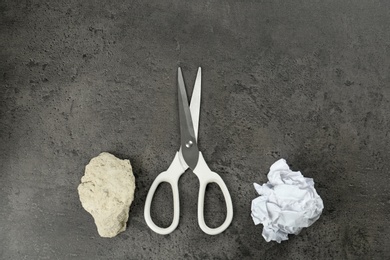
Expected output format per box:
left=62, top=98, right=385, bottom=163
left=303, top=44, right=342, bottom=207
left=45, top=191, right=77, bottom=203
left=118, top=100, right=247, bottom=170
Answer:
left=78, top=152, right=136, bottom=238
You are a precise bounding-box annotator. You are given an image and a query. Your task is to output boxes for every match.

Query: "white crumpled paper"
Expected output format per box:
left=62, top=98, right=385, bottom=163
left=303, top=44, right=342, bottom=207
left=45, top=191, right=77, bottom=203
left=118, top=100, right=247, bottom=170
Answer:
left=251, top=159, right=324, bottom=243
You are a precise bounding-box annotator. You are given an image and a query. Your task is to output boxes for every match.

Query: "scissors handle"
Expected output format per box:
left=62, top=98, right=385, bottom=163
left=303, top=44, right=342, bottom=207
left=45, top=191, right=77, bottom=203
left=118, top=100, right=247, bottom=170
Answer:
left=144, top=153, right=184, bottom=235
left=194, top=152, right=233, bottom=235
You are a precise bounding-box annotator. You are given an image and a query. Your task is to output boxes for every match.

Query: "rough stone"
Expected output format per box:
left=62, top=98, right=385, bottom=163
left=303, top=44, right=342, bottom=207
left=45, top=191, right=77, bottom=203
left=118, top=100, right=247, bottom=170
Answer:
left=77, top=152, right=135, bottom=238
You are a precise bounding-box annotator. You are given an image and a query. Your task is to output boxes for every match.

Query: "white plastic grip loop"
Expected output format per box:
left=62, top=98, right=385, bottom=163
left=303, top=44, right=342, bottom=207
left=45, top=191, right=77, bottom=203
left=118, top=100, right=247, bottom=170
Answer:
left=144, top=153, right=185, bottom=235
left=194, top=152, right=233, bottom=235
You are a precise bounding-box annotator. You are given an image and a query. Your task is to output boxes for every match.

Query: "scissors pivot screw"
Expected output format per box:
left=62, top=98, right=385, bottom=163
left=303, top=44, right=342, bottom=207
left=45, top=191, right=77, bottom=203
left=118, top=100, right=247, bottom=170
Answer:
left=185, top=140, right=193, bottom=148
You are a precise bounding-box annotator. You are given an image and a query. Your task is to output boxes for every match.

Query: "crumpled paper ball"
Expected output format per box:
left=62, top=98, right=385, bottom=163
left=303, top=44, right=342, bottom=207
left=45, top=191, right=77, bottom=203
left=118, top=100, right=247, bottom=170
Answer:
left=251, top=159, right=324, bottom=243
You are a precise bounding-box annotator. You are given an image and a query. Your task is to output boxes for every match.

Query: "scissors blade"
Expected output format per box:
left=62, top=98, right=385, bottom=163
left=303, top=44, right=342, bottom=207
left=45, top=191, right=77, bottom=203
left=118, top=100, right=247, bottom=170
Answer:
left=178, top=67, right=199, bottom=170
left=189, top=67, right=201, bottom=141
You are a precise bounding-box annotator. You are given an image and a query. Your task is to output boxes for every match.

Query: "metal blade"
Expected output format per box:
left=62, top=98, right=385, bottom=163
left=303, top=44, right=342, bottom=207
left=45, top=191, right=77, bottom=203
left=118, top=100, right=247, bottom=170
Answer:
left=189, top=67, right=201, bottom=141
left=177, top=67, right=199, bottom=170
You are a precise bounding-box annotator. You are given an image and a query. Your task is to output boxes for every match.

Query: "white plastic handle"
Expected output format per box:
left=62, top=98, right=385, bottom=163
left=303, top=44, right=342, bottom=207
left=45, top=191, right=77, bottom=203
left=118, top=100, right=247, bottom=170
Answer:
left=144, top=153, right=185, bottom=235
left=193, top=152, right=233, bottom=235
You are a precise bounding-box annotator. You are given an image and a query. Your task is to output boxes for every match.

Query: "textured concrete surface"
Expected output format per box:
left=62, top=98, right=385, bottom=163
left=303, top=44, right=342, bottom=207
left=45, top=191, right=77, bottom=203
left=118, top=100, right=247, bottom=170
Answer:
left=1, top=0, right=390, bottom=259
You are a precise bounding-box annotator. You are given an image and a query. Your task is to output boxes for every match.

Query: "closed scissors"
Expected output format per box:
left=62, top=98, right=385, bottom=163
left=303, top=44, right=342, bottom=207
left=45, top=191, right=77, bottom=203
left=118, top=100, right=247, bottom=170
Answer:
left=144, top=67, right=233, bottom=235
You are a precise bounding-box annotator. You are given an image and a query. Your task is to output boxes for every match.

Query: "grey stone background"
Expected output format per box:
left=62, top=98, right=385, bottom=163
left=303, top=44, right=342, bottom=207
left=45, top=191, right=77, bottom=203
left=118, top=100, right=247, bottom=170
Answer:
left=1, top=0, right=390, bottom=259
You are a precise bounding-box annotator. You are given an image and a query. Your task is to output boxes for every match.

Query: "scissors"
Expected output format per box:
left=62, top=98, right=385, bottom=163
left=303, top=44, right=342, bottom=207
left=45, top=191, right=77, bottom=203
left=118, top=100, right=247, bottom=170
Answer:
left=144, top=67, right=233, bottom=235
